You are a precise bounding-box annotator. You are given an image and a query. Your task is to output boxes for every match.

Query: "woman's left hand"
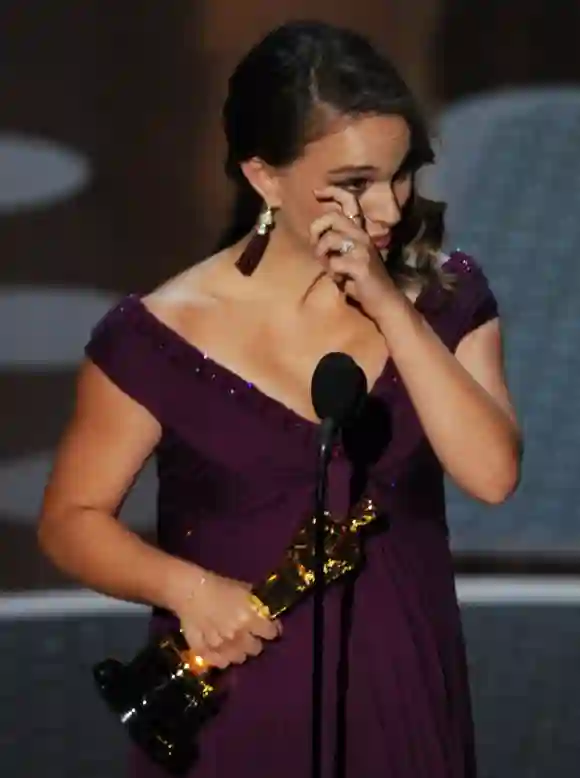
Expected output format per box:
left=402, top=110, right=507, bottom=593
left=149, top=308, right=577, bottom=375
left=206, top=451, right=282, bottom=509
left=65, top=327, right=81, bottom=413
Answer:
left=310, top=186, right=397, bottom=320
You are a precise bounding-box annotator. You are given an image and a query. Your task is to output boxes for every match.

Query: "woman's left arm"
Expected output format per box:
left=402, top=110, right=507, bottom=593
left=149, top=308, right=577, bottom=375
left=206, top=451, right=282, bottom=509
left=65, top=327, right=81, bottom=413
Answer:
left=311, top=185, right=522, bottom=505
left=373, top=294, right=522, bottom=504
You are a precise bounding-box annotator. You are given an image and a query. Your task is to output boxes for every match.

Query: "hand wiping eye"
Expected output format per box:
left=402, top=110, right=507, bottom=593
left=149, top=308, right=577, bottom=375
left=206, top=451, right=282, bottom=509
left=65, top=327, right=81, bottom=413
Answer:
left=309, top=185, right=395, bottom=321
left=313, top=186, right=363, bottom=223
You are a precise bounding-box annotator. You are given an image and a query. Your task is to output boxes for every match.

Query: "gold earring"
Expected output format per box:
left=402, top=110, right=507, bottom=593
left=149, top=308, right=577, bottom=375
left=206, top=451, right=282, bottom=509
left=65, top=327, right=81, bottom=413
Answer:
left=257, top=204, right=275, bottom=235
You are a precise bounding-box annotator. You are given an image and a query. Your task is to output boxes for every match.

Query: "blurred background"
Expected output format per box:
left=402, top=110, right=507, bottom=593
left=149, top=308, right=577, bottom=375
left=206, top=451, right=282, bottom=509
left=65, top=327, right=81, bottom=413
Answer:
left=2, top=2, right=580, bottom=776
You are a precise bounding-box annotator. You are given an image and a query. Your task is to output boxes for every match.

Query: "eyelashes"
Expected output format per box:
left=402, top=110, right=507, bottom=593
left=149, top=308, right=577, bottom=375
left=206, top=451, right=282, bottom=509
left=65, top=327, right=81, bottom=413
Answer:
left=336, top=178, right=370, bottom=193
left=333, top=172, right=412, bottom=194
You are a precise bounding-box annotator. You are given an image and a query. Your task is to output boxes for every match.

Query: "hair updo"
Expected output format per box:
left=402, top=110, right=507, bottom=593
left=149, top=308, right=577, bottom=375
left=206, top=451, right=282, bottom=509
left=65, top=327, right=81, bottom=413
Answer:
left=218, top=20, right=448, bottom=291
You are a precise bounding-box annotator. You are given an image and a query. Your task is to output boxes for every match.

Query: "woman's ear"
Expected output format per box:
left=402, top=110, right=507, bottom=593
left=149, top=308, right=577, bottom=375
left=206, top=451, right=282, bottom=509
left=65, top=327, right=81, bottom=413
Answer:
left=239, top=157, right=282, bottom=208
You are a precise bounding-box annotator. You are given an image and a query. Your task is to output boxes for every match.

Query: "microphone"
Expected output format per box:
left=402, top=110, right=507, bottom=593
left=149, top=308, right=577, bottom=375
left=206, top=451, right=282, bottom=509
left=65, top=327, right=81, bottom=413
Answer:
left=309, top=352, right=368, bottom=778
left=311, top=351, right=368, bottom=447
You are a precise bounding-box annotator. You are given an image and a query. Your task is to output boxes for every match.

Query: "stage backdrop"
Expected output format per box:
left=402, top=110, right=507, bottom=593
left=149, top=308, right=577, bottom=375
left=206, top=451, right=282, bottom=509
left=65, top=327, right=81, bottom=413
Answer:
left=2, top=0, right=580, bottom=592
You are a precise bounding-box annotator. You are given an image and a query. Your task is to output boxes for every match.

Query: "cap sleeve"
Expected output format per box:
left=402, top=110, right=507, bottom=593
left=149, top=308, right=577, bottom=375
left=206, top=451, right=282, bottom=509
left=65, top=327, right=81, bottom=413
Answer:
left=84, top=295, right=172, bottom=423
left=444, top=253, right=500, bottom=345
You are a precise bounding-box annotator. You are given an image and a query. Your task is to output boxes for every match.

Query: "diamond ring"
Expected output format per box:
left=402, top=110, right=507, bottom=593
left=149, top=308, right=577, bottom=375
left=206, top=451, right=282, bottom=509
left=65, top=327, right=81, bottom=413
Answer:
left=340, top=239, right=355, bottom=255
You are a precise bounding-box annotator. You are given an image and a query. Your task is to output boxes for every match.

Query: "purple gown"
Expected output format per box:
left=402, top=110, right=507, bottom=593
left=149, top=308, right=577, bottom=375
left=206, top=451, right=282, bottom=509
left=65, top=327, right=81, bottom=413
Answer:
left=86, top=251, right=498, bottom=778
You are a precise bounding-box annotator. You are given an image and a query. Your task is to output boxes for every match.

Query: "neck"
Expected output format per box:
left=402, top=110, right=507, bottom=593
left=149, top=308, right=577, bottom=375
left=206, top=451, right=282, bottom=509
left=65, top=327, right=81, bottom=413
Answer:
left=234, top=227, right=341, bottom=311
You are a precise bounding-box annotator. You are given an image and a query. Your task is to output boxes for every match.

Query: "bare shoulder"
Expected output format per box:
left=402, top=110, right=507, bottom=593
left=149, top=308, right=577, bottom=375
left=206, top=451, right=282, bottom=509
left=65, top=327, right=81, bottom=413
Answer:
left=41, top=255, right=248, bottom=516
left=141, top=249, right=238, bottom=335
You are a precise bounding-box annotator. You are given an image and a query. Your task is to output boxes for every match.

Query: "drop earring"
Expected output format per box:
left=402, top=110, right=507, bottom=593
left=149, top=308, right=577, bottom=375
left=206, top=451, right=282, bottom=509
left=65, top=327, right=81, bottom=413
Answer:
left=235, top=204, right=275, bottom=276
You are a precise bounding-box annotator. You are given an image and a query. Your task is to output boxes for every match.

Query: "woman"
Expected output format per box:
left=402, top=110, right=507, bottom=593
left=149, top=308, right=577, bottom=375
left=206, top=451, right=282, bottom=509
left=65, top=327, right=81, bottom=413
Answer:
left=39, top=20, right=521, bottom=778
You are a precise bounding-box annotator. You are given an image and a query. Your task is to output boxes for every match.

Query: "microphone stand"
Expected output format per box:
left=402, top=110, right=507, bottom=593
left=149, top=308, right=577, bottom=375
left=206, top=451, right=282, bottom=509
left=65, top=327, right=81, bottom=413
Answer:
left=311, top=416, right=337, bottom=778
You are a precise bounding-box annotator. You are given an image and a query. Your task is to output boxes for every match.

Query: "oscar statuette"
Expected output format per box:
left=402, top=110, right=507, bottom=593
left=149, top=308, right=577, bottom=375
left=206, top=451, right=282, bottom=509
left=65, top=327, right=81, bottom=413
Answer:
left=92, top=497, right=377, bottom=774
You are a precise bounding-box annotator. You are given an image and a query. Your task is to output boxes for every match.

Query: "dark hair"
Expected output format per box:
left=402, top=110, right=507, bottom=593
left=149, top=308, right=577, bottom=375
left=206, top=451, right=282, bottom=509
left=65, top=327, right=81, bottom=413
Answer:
left=219, top=20, right=448, bottom=291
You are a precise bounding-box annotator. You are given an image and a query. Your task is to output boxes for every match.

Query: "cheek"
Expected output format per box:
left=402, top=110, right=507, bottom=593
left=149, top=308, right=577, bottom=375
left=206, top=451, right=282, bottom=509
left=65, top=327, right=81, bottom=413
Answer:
left=279, top=177, right=325, bottom=233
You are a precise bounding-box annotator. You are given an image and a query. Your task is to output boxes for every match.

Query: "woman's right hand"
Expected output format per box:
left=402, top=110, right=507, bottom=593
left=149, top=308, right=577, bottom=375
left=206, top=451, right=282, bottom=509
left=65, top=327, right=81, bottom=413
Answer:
left=171, top=568, right=282, bottom=669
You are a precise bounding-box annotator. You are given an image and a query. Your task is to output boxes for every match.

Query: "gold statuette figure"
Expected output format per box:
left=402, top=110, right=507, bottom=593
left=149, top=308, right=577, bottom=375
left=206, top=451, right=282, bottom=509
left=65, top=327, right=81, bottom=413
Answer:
left=92, top=498, right=378, bottom=774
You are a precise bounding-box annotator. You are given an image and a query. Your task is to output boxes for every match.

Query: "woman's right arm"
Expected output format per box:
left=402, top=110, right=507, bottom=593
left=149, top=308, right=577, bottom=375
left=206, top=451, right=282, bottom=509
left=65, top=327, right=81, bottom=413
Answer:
left=38, top=359, right=193, bottom=609
left=38, top=359, right=280, bottom=666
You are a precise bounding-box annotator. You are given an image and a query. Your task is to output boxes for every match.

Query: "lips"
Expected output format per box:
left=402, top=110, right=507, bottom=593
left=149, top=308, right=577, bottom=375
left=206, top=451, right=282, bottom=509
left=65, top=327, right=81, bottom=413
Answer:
left=371, top=235, right=391, bottom=251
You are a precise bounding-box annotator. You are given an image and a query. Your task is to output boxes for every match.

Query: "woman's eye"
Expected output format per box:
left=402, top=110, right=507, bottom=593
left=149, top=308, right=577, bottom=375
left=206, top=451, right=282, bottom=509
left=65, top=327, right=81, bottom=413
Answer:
left=338, top=178, right=369, bottom=193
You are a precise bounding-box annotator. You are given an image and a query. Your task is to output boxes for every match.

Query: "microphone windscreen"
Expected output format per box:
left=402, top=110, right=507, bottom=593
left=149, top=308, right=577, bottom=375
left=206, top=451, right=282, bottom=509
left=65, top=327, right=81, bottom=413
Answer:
left=311, top=352, right=368, bottom=425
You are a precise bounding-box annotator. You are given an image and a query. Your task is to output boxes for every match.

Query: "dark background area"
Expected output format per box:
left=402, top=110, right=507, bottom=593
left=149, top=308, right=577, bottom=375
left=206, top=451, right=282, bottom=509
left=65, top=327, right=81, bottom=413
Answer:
left=2, top=0, right=580, bottom=590
left=2, top=4, right=580, bottom=776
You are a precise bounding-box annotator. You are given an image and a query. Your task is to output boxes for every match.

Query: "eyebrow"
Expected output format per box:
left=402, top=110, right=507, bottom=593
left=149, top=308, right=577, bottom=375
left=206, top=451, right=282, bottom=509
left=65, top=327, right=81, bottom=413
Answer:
left=327, top=165, right=379, bottom=175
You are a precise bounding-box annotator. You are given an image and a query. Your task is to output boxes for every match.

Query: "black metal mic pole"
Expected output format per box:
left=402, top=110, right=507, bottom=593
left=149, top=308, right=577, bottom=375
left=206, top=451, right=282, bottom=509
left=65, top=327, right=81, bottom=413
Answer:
left=311, top=417, right=335, bottom=778
left=309, top=351, right=368, bottom=778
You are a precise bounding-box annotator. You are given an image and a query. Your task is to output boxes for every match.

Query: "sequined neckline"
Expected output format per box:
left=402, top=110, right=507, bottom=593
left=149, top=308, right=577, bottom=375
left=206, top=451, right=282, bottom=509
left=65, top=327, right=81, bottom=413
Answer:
left=121, top=251, right=466, bottom=438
